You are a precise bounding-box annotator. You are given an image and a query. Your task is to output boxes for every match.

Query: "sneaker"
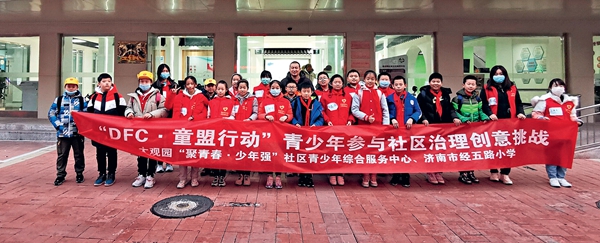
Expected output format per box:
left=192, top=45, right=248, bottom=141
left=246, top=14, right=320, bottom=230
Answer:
left=467, top=171, right=479, bottom=183
left=274, top=176, right=282, bottom=189
left=105, top=173, right=115, bottom=186
left=76, top=174, right=84, bottom=183
left=549, top=178, right=561, bottom=188
left=305, top=176, right=314, bottom=187
left=435, top=173, right=445, bottom=184
left=132, top=175, right=146, bottom=187
left=298, top=175, right=307, bottom=187
left=501, top=175, right=513, bottom=185
left=426, top=173, right=438, bottom=185
left=243, top=175, right=251, bottom=186
left=165, top=164, right=174, bottom=172
left=144, top=176, right=155, bottom=189
left=337, top=176, right=345, bottom=186
left=156, top=165, right=164, bottom=173
left=369, top=174, right=378, bottom=187
left=191, top=179, right=199, bottom=187
left=177, top=180, right=187, bottom=189
left=459, top=173, right=472, bottom=184
left=54, top=177, right=65, bottom=186
left=390, top=174, right=400, bottom=186
left=489, top=173, right=500, bottom=182
left=218, top=176, right=226, bottom=187
left=211, top=176, right=219, bottom=187
left=235, top=175, right=243, bottom=186
left=400, top=174, right=411, bottom=188
left=329, top=176, right=338, bottom=186
left=557, top=178, right=572, bottom=188
left=361, top=178, right=370, bottom=188
left=266, top=176, right=274, bottom=189
left=94, top=174, right=106, bottom=186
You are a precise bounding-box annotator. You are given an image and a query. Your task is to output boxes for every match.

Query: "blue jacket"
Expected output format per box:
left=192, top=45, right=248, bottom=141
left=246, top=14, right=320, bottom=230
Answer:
left=291, top=96, right=325, bottom=126
left=386, top=92, right=422, bottom=124
left=48, top=91, right=87, bottom=138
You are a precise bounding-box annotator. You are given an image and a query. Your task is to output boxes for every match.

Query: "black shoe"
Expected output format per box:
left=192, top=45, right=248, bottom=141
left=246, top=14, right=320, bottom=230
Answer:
left=390, top=175, right=400, bottom=186
left=468, top=171, right=479, bottom=183
left=459, top=173, right=472, bottom=184
left=200, top=169, right=208, bottom=176
left=76, top=174, right=84, bottom=183
left=305, top=176, right=314, bottom=188
left=211, top=176, right=219, bottom=187
left=400, top=174, right=411, bottom=188
left=298, top=175, right=306, bottom=187
left=54, top=177, right=65, bottom=186
left=218, top=176, right=226, bottom=187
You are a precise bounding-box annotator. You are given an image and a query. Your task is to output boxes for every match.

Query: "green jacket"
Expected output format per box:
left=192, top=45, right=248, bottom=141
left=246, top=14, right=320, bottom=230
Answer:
left=451, top=89, right=490, bottom=123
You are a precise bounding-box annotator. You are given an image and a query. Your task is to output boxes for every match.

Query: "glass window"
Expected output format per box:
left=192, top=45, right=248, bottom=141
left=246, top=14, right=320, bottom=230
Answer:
left=463, top=36, right=565, bottom=105
left=237, top=35, right=344, bottom=89
left=375, top=35, right=434, bottom=93
left=147, top=35, right=214, bottom=84
left=61, top=36, right=115, bottom=98
left=0, top=37, right=39, bottom=111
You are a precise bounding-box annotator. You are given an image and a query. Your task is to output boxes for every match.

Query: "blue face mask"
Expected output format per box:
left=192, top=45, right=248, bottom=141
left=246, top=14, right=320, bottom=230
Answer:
left=261, top=78, right=271, bottom=85
left=270, top=89, right=281, bottom=96
left=160, top=72, right=170, bottom=79
left=65, top=90, right=77, bottom=96
left=139, top=84, right=151, bottom=91
left=379, top=80, right=390, bottom=88
left=493, top=75, right=505, bottom=83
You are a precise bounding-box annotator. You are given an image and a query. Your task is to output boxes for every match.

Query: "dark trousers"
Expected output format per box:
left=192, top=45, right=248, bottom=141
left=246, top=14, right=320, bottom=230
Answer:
left=490, top=168, right=511, bottom=175
left=157, top=161, right=171, bottom=166
left=96, top=144, right=117, bottom=174
left=239, top=171, right=250, bottom=176
left=56, top=136, right=85, bottom=178
left=137, top=156, right=157, bottom=177
left=213, top=169, right=226, bottom=177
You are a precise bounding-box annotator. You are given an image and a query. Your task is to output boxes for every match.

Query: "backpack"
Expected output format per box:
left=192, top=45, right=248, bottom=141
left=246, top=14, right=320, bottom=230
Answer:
left=56, top=95, right=84, bottom=114
left=456, top=94, right=481, bottom=111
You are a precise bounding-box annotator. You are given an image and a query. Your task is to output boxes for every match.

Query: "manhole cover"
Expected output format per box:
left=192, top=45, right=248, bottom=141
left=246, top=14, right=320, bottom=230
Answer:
left=596, top=201, right=600, bottom=209
left=151, top=195, right=213, bottom=218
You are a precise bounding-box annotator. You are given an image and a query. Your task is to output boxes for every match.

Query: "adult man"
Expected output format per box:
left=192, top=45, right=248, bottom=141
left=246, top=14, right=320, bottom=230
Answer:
left=281, top=61, right=313, bottom=90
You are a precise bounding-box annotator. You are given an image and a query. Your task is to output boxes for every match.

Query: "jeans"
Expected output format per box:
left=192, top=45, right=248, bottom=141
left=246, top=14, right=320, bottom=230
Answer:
left=546, top=165, right=567, bottom=179
left=96, top=144, right=117, bottom=174
left=56, top=136, right=85, bottom=178
left=490, top=168, right=511, bottom=175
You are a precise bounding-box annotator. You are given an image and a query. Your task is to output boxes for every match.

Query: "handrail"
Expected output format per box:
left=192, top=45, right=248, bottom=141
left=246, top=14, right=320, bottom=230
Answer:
left=576, top=103, right=600, bottom=112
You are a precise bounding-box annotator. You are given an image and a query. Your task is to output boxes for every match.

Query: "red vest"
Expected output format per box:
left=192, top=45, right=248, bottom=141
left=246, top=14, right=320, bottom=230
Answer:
left=235, top=96, right=257, bottom=121
left=357, top=88, right=383, bottom=125
left=259, top=95, right=292, bottom=121
left=171, top=92, right=208, bottom=120
left=544, top=98, right=575, bottom=121
left=320, top=89, right=354, bottom=125
left=253, top=84, right=270, bottom=104
left=208, top=96, right=235, bottom=119
left=484, top=84, right=517, bottom=117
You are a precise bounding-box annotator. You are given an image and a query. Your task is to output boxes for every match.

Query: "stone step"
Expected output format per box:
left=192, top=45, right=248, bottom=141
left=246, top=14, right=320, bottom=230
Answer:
left=0, top=120, right=56, bottom=141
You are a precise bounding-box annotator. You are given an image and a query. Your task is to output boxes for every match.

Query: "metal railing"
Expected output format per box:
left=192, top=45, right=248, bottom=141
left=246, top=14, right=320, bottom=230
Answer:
left=575, top=104, right=600, bottom=151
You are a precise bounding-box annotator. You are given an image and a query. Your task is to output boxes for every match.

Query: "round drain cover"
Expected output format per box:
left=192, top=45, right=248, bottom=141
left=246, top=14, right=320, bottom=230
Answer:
left=151, top=195, right=213, bottom=218
left=596, top=201, right=600, bottom=209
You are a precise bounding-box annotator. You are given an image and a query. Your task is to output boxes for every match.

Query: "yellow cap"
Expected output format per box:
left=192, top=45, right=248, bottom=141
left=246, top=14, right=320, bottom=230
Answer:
left=204, top=78, right=216, bottom=85
left=137, top=70, right=154, bottom=80
left=64, top=77, right=79, bottom=86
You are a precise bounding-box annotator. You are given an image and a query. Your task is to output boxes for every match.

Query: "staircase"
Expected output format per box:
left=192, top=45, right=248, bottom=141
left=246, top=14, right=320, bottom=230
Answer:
left=0, top=118, right=56, bottom=141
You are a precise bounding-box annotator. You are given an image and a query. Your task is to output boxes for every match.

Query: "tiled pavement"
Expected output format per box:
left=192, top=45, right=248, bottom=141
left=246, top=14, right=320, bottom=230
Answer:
left=1, top=141, right=600, bottom=243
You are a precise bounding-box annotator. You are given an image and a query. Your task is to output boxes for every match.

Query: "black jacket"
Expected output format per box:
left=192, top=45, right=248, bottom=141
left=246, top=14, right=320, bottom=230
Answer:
left=281, top=72, right=313, bottom=91
left=417, top=85, right=458, bottom=124
left=152, top=78, right=178, bottom=90
left=480, top=83, right=524, bottom=119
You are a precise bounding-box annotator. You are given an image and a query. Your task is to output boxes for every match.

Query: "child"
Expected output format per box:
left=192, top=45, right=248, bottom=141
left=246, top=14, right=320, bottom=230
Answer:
left=378, top=72, right=394, bottom=97
left=229, top=73, right=242, bottom=97
left=125, top=71, right=168, bottom=189
left=351, top=70, right=390, bottom=188
left=233, top=79, right=258, bottom=186
left=207, top=80, right=236, bottom=187
left=291, top=82, right=325, bottom=187
left=314, top=72, right=331, bottom=99
left=87, top=73, right=127, bottom=186
left=258, top=80, right=293, bottom=189
left=345, top=69, right=361, bottom=96
left=451, top=75, right=490, bottom=184
left=253, top=70, right=272, bottom=104
left=320, top=74, right=354, bottom=186
left=152, top=64, right=178, bottom=173
left=417, top=72, right=461, bottom=185
left=48, top=77, right=87, bottom=186
left=165, top=76, right=209, bottom=189
left=386, top=75, right=422, bottom=188
left=531, top=78, right=582, bottom=188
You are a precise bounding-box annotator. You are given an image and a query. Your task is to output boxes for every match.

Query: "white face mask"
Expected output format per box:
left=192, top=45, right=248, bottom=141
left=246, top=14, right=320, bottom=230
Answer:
left=551, top=86, right=565, bottom=96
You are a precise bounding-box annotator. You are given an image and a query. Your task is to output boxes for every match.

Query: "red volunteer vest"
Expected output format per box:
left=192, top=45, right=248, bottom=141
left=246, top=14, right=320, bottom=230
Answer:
left=544, top=98, right=575, bottom=121
left=235, top=96, right=256, bottom=121
left=209, top=97, right=234, bottom=119
left=484, top=84, right=517, bottom=117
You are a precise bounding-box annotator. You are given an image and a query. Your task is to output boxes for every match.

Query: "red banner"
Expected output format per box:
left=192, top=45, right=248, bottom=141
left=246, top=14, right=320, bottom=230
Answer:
left=73, top=112, right=577, bottom=173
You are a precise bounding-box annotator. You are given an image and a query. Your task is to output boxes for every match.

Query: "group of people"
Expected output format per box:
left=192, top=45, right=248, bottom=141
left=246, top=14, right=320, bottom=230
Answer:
left=48, top=61, right=581, bottom=190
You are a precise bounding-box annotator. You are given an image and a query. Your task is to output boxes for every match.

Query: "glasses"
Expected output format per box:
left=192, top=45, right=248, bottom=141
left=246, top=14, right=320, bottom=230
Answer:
left=287, top=86, right=297, bottom=89
left=318, top=77, right=328, bottom=81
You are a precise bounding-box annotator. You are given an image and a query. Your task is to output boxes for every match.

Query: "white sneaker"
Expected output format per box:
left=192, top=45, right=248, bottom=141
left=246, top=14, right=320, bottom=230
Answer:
left=165, top=164, right=174, bottom=172
left=557, top=178, right=572, bottom=188
left=144, top=176, right=155, bottom=189
left=156, top=165, right=164, bottom=173
left=132, top=175, right=145, bottom=187
left=549, top=178, right=561, bottom=188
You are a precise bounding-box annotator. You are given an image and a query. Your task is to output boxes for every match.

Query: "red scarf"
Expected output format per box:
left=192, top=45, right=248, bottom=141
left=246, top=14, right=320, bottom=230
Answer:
left=430, top=89, right=443, bottom=117
left=394, top=91, right=407, bottom=123
left=300, top=98, right=312, bottom=126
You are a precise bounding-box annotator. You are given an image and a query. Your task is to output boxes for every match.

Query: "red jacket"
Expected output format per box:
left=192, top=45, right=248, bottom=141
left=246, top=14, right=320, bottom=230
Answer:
left=253, top=84, right=270, bottom=104
left=208, top=96, right=235, bottom=119
left=378, top=87, right=394, bottom=97
left=320, top=89, right=355, bottom=125
left=258, top=94, right=293, bottom=122
left=234, top=94, right=258, bottom=121
left=166, top=89, right=208, bottom=120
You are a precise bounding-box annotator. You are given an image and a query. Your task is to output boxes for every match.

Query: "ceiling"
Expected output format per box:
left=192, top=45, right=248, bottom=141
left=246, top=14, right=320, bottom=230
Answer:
left=0, top=0, right=599, bottom=23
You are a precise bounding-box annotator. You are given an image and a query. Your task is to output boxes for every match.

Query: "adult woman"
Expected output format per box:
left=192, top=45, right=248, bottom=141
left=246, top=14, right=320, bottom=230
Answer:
left=152, top=63, right=177, bottom=173
left=480, top=65, right=525, bottom=185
